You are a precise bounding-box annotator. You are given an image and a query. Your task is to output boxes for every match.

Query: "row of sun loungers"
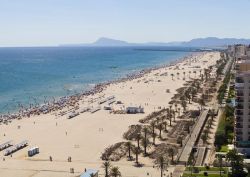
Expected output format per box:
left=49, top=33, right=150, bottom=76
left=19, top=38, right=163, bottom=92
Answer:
left=68, top=105, right=102, bottom=119
left=90, top=106, right=101, bottom=113
left=0, top=141, right=13, bottom=151
left=4, top=140, right=28, bottom=156
left=80, top=107, right=91, bottom=113
left=68, top=112, right=80, bottom=119
left=98, top=96, right=115, bottom=105
left=106, top=99, right=116, bottom=105
left=67, top=97, right=117, bottom=119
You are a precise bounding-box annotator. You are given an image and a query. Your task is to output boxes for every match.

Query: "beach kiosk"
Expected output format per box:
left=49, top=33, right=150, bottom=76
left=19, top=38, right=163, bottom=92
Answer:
left=80, top=169, right=98, bottom=177
left=28, top=147, right=39, bottom=157
left=126, top=106, right=144, bottom=114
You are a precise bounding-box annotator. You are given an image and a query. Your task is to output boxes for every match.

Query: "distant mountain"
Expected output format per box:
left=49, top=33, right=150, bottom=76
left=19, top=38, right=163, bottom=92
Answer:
left=93, top=37, right=129, bottom=46
left=60, top=37, right=250, bottom=47
left=61, top=37, right=131, bottom=47
left=182, top=37, right=250, bottom=47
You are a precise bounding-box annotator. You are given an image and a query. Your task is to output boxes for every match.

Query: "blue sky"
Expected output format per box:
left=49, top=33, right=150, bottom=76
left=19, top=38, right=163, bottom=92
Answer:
left=0, top=0, right=250, bottom=46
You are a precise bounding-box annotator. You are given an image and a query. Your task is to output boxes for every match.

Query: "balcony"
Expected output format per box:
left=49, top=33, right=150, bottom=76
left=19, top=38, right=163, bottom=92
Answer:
left=236, top=127, right=243, bottom=132
left=237, top=141, right=250, bottom=148
left=236, top=92, right=244, bottom=97
left=236, top=116, right=243, bottom=122
left=236, top=98, right=244, bottom=103
left=236, top=133, right=243, bottom=137
left=236, top=124, right=243, bottom=128
left=236, top=77, right=244, bottom=83
left=236, top=136, right=243, bottom=141
left=236, top=105, right=244, bottom=109
left=236, top=111, right=243, bottom=115
left=235, top=83, right=244, bottom=88
left=236, top=119, right=243, bottom=123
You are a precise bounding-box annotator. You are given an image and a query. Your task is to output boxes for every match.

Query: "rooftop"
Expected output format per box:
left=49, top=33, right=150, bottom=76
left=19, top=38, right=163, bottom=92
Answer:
left=80, top=169, right=98, bottom=177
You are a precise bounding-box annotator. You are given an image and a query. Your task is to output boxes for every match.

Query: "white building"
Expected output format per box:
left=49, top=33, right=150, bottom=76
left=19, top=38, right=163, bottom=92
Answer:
left=235, top=48, right=250, bottom=155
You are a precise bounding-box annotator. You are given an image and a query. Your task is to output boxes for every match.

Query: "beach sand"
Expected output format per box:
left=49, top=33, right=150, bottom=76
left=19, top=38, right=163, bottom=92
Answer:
left=0, top=52, right=220, bottom=177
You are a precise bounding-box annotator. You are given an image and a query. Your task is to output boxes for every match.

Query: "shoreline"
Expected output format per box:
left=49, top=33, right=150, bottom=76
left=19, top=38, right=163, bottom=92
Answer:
left=0, top=52, right=194, bottom=121
left=0, top=51, right=221, bottom=177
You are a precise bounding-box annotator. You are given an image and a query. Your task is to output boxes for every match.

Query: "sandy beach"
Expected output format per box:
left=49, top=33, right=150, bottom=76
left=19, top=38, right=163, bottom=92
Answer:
left=0, top=51, right=221, bottom=177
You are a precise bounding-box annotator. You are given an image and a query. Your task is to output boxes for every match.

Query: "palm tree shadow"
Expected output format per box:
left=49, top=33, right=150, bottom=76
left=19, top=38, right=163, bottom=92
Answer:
left=133, top=163, right=144, bottom=168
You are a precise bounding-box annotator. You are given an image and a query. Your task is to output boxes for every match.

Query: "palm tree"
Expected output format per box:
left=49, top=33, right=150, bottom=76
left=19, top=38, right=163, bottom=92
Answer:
left=226, top=149, right=245, bottom=176
left=201, top=73, right=204, bottom=81
left=154, top=156, right=168, bottom=177
left=142, top=127, right=149, bottom=141
left=204, top=69, right=208, bottom=81
left=207, top=119, right=213, bottom=128
left=190, top=88, right=197, bottom=101
left=170, top=73, right=174, bottom=80
left=167, top=108, right=172, bottom=126
left=150, top=121, right=157, bottom=145
left=156, top=123, right=163, bottom=139
left=135, top=133, right=141, bottom=149
left=163, top=121, right=168, bottom=132
left=174, top=103, right=178, bottom=112
left=201, top=133, right=207, bottom=145
left=218, top=154, right=223, bottom=177
left=210, top=109, right=215, bottom=121
left=168, top=147, right=175, bottom=163
left=193, top=71, right=197, bottom=78
left=188, top=153, right=195, bottom=176
left=177, top=72, right=180, bottom=79
left=172, top=110, right=176, bottom=122
left=204, top=128, right=209, bottom=138
left=177, top=136, right=183, bottom=147
left=169, top=104, right=172, bottom=112
left=102, top=161, right=111, bottom=177
left=134, top=146, right=140, bottom=165
left=181, top=100, right=187, bottom=112
left=183, top=71, right=186, bottom=79
left=141, top=137, right=151, bottom=156
left=189, top=71, right=191, bottom=78
left=142, top=126, right=150, bottom=155
left=177, top=107, right=181, bottom=116
left=199, top=94, right=206, bottom=110
left=185, top=90, right=191, bottom=104
left=125, top=141, right=132, bottom=160
left=110, top=166, right=122, bottom=177
left=199, top=70, right=202, bottom=77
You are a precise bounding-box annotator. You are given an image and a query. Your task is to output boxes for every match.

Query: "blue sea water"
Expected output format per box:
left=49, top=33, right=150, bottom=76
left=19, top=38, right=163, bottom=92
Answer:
left=0, top=46, right=194, bottom=114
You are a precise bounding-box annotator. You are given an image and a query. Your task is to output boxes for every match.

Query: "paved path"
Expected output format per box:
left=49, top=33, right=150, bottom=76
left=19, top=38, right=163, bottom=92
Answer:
left=172, top=165, right=186, bottom=177
left=195, top=147, right=206, bottom=166
left=178, top=110, right=209, bottom=163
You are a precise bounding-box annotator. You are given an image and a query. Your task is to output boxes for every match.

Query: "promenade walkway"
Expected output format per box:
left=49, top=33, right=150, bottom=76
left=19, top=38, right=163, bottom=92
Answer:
left=178, top=110, right=209, bottom=163
left=195, top=147, right=206, bottom=166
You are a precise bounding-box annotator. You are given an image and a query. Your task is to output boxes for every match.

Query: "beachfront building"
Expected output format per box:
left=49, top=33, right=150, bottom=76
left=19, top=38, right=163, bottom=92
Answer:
left=246, top=45, right=250, bottom=57
left=235, top=44, right=247, bottom=58
left=234, top=46, right=250, bottom=155
left=28, top=147, right=39, bottom=157
left=126, top=106, right=144, bottom=114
